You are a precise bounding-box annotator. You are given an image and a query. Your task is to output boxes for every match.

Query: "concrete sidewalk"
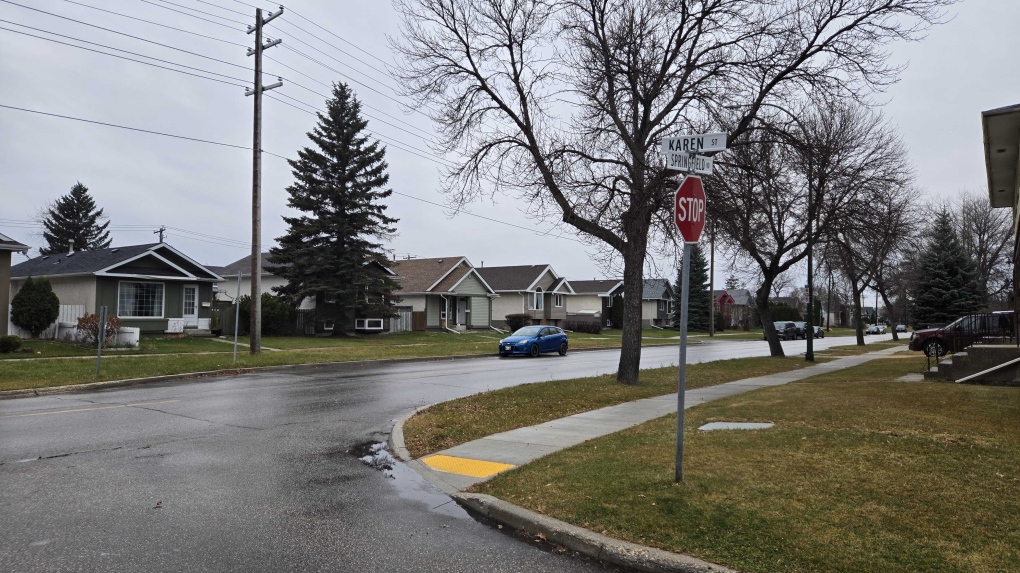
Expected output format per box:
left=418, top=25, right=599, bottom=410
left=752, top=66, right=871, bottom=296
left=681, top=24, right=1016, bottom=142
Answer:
left=397, top=345, right=907, bottom=494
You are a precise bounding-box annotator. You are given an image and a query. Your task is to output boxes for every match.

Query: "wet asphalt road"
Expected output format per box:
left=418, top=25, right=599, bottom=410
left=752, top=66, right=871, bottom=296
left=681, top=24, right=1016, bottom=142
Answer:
left=0, top=335, right=889, bottom=572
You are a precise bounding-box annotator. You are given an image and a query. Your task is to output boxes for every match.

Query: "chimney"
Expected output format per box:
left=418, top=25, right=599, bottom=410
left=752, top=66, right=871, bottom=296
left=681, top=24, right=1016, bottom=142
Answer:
left=68, top=241, right=74, bottom=255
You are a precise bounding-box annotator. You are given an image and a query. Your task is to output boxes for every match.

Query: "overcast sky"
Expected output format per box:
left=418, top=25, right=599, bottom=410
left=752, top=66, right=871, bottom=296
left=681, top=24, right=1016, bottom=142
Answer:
left=1, top=0, right=1017, bottom=286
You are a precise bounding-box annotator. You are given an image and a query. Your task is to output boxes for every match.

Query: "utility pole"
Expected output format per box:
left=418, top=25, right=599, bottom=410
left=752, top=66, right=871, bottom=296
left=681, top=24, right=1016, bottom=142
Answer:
left=154, top=226, right=166, bottom=243
left=246, top=6, right=283, bottom=355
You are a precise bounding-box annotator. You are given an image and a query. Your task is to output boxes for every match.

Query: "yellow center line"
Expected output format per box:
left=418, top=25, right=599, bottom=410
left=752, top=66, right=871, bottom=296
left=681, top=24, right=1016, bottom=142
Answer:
left=0, top=400, right=180, bottom=419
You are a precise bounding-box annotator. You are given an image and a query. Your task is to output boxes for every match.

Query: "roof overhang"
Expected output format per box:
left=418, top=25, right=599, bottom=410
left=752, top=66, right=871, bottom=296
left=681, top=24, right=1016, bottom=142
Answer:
left=982, top=103, right=1020, bottom=209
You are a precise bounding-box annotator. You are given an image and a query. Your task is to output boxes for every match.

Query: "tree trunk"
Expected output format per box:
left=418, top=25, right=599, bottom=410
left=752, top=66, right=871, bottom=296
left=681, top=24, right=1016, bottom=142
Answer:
left=852, top=282, right=865, bottom=346
left=616, top=247, right=646, bottom=384
left=879, top=289, right=898, bottom=341
left=755, top=279, right=785, bottom=357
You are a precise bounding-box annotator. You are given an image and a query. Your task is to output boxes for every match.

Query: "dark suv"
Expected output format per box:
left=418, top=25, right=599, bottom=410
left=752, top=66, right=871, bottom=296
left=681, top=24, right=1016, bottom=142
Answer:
left=909, top=311, right=1015, bottom=357
left=764, top=321, right=797, bottom=341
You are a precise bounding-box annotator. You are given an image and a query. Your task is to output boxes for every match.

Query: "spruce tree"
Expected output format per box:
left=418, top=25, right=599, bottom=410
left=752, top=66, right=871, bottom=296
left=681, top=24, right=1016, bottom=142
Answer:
left=40, top=182, right=112, bottom=255
left=910, top=209, right=984, bottom=327
left=671, top=244, right=711, bottom=331
left=269, top=83, right=400, bottom=333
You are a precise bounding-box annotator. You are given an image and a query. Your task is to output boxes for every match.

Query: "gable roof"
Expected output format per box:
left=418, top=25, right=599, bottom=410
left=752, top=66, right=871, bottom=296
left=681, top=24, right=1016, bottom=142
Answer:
left=570, top=279, right=623, bottom=296
left=475, top=264, right=560, bottom=292
left=714, top=288, right=753, bottom=306
left=10, top=243, right=222, bottom=282
left=0, top=232, right=29, bottom=253
left=642, top=278, right=673, bottom=300
left=216, top=252, right=280, bottom=277
left=390, top=257, right=483, bottom=294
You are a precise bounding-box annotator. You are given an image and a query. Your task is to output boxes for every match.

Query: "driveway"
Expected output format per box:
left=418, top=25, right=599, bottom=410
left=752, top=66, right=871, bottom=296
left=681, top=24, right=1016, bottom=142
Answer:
left=0, top=335, right=890, bottom=572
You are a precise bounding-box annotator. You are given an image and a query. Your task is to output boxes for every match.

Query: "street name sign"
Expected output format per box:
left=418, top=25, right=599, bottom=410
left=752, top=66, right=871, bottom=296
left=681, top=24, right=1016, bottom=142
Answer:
left=674, top=175, right=706, bottom=244
left=664, top=152, right=713, bottom=174
left=661, top=132, right=727, bottom=154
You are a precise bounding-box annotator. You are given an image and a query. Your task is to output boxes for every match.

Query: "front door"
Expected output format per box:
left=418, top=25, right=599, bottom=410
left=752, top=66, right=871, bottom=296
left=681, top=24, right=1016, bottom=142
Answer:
left=182, top=285, right=198, bottom=328
left=457, top=297, right=468, bottom=326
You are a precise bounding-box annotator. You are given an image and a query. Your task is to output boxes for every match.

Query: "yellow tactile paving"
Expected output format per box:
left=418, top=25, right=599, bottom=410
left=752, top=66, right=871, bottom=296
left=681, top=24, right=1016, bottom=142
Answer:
left=421, top=454, right=515, bottom=478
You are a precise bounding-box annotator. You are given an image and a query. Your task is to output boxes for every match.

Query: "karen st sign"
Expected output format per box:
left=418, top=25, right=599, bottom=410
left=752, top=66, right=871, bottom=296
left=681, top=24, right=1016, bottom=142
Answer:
left=661, top=132, right=727, bottom=154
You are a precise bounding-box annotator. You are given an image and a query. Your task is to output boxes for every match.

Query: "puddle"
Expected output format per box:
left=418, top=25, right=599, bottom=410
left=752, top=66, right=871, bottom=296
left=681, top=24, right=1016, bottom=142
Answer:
left=698, top=422, right=774, bottom=431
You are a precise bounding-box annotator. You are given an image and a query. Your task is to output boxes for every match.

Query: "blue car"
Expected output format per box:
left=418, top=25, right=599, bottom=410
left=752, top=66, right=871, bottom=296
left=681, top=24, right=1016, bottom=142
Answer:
left=498, top=326, right=569, bottom=357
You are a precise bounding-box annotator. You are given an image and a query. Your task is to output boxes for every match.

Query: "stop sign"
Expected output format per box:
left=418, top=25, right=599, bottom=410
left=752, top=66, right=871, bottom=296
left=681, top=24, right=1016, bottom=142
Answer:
left=674, top=175, right=706, bottom=243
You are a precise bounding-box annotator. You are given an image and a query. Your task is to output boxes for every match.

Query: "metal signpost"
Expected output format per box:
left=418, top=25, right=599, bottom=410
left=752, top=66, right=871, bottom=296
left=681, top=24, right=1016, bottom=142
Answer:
left=95, top=305, right=107, bottom=376
left=663, top=131, right=726, bottom=482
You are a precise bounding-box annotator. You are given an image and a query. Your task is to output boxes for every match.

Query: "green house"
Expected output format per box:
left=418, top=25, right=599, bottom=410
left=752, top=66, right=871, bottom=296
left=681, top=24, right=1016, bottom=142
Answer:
left=9, top=243, right=223, bottom=335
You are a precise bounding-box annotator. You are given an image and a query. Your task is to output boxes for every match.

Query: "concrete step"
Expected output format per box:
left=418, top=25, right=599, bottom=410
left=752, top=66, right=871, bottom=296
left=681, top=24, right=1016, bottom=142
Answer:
left=184, top=328, right=214, bottom=338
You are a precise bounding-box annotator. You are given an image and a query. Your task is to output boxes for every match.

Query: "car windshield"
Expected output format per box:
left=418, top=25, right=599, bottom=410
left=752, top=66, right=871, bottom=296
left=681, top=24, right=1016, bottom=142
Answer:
left=773, top=322, right=785, bottom=328
left=512, top=326, right=543, bottom=337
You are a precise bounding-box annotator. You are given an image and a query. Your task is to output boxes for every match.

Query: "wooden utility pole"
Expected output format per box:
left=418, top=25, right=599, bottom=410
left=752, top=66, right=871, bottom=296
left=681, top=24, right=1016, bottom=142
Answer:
left=246, top=7, right=283, bottom=355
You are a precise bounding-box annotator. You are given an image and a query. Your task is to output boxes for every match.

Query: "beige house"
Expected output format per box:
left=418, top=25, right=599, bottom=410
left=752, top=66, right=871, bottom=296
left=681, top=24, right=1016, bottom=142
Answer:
left=476, top=264, right=574, bottom=328
left=1, top=232, right=30, bottom=336
left=568, top=279, right=623, bottom=327
left=390, top=257, right=494, bottom=331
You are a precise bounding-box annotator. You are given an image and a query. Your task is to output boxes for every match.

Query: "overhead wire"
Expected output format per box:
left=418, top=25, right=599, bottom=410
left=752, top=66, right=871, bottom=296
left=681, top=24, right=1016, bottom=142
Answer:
left=135, top=0, right=245, bottom=30
left=146, top=0, right=249, bottom=26
left=0, top=105, right=586, bottom=245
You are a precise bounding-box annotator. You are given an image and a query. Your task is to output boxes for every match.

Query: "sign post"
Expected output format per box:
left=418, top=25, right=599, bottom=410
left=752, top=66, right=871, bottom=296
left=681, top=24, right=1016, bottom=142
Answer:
left=95, top=305, right=107, bottom=377
left=673, top=175, right=707, bottom=482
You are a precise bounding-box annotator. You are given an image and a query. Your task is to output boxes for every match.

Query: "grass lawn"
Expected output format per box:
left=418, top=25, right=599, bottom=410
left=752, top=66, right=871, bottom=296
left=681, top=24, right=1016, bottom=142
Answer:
left=477, top=355, right=1020, bottom=573
left=0, top=337, right=233, bottom=360
left=403, top=356, right=823, bottom=458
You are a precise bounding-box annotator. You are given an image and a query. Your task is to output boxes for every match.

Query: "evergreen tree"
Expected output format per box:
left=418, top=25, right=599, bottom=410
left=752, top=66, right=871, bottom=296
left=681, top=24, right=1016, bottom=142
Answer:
left=40, top=182, right=111, bottom=255
left=11, top=277, right=60, bottom=338
left=671, top=244, right=711, bottom=331
left=725, top=275, right=740, bottom=291
left=269, top=83, right=400, bottom=333
left=910, top=209, right=984, bottom=326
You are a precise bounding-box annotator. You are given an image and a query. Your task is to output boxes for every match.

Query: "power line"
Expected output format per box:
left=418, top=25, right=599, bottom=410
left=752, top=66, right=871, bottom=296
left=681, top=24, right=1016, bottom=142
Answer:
left=136, top=0, right=245, bottom=30
left=191, top=0, right=250, bottom=18
left=0, top=0, right=247, bottom=47
left=286, top=7, right=391, bottom=68
left=146, top=0, right=248, bottom=26
left=272, top=18, right=399, bottom=93
left=0, top=104, right=586, bottom=244
left=0, top=25, right=249, bottom=86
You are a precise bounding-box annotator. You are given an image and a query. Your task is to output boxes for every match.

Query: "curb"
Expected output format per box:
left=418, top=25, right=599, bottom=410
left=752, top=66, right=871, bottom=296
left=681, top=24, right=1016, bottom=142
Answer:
left=452, top=493, right=736, bottom=573
left=0, top=342, right=677, bottom=401
left=389, top=409, right=738, bottom=573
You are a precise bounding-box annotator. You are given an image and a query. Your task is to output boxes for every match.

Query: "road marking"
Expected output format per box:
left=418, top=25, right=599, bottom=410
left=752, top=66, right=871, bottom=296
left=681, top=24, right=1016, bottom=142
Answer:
left=421, top=454, right=515, bottom=478
left=0, top=400, right=180, bottom=419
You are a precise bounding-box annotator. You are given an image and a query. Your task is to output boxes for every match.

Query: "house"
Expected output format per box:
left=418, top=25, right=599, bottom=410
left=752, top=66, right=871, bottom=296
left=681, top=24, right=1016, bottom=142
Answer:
left=569, top=279, right=624, bottom=327
left=714, top=288, right=754, bottom=329
left=9, top=243, right=223, bottom=335
left=476, top=264, right=575, bottom=328
left=641, top=278, right=675, bottom=328
left=1, top=232, right=30, bottom=336
left=208, top=252, right=290, bottom=304
left=390, top=257, right=495, bottom=331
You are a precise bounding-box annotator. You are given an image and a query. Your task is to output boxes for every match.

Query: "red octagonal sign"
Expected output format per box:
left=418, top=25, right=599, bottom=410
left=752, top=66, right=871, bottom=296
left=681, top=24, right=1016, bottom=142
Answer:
left=674, top=175, right=706, bottom=243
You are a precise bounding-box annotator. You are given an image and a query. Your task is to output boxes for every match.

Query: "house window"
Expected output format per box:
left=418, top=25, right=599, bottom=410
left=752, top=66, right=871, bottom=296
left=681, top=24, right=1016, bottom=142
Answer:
left=118, top=282, right=164, bottom=318
left=530, top=288, right=544, bottom=310
left=554, top=294, right=564, bottom=307
left=356, top=318, right=384, bottom=330
left=658, top=300, right=665, bottom=312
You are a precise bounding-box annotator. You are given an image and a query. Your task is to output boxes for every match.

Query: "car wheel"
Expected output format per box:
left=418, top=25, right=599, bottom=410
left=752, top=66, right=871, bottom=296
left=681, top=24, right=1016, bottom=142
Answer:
left=529, top=344, right=540, bottom=357
left=558, top=342, right=568, bottom=356
left=924, top=339, right=946, bottom=358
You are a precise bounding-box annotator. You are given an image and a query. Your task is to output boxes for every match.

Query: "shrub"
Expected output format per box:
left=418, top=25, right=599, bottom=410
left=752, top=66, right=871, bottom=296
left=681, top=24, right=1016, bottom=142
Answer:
left=238, top=293, right=295, bottom=335
left=562, top=320, right=602, bottom=334
left=11, top=276, right=60, bottom=338
left=714, top=310, right=725, bottom=332
left=76, top=313, right=122, bottom=348
left=0, top=335, right=22, bottom=353
left=504, top=313, right=531, bottom=331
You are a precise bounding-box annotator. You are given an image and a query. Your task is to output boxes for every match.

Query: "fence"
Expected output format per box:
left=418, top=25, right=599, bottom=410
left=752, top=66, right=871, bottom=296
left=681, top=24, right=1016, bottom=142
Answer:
left=8, top=304, right=86, bottom=339
left=390, top=307, right=412, bottom=333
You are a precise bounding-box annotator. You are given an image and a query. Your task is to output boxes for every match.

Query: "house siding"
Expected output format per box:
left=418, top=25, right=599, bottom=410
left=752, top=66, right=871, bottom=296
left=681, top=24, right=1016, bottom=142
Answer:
left=10, top=275, right=98, bottom=315
left=214, top=274, right=288, bottom=302
left=490, top=293, right=525, bottom=326
left=470, top=296, right=489, bottom=327
left=399, top=294, right=427, bottom=312
left=0, top=251, right=9, bottom=336
left=96, top=278, right=214, bottom=334
left=532, top=271, right=556, bottom=291
left=426, top=295, right=442, bottom=327
left=452, top=273, right=488, bottom=296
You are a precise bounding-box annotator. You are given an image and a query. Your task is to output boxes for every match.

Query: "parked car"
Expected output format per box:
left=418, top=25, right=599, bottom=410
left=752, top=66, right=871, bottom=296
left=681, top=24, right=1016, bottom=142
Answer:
left=498, top=326, right=569, bottom=357
left=812, top=325, right=825, bottom=338
left=895, top=324, right=907, bottom=333
left=865, top=324, right=887, bottom=335
left=763, top=321, right=797, bottom=341
left=909, top=311, right=1015, bottom=357
left=793, top=321, right=807, bottom=339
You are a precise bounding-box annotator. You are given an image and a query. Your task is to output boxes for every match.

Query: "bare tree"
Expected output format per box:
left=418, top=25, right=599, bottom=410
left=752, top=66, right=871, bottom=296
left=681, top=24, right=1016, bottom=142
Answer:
left=392, top=0, right=952, bottom=382
left=955, top=191, right=1013, bottom=305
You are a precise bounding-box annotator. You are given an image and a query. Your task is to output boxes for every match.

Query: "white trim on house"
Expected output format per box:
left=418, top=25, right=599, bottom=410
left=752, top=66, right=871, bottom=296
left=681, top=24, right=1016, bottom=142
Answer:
left=153, top=242, right=225, bottom=281
left=529, top=287, right=544, bottom=311
left=425, top=257, right=469, bottom=292
left=182, top=284, right=198, bottom=327
left=116, top=280, right=166, bottom=320
left=524, top=265, right=558, bottom=292
left=97, top=250, right=194, bottom=278
left=554, top=294, right=564, bottom=307
left=551, top=280, right=575, bottom=294
left=446, top=267, right=496, bottom=295
left=355, top=318, right=385, bottom=330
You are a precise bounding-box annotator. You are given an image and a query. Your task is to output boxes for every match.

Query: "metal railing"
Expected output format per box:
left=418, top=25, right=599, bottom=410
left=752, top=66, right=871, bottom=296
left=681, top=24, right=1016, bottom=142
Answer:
left=924, top=312, right=1017, bottom=373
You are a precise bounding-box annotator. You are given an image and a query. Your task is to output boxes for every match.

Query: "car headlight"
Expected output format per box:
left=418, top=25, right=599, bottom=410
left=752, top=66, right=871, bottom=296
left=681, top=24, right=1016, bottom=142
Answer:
left=517, top=340, right=529, bottom=345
